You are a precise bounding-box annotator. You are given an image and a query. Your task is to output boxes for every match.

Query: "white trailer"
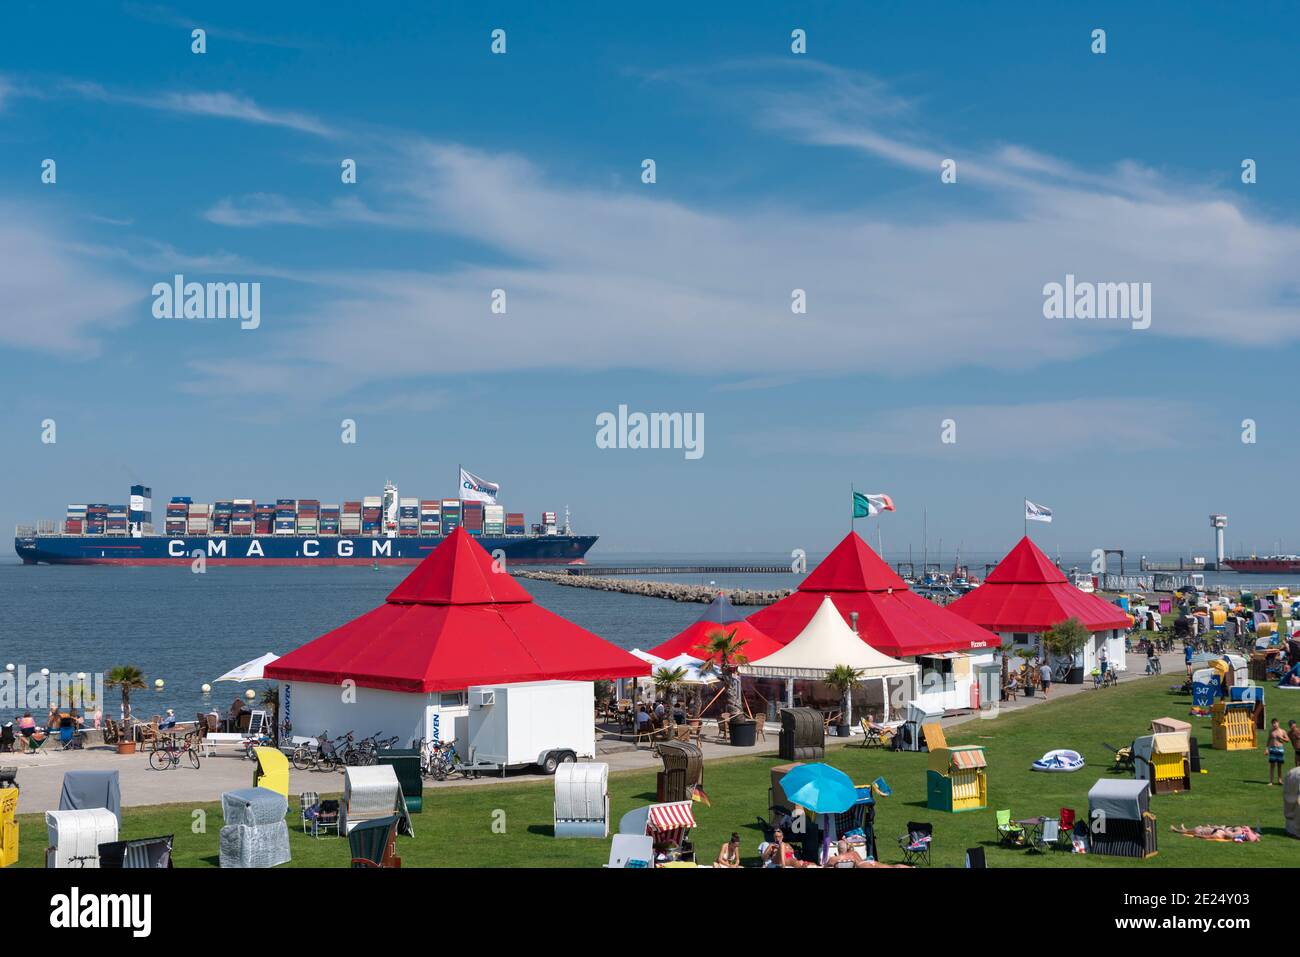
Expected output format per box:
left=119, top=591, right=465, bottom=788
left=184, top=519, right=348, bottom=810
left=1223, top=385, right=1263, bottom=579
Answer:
left=462, top=680, right=596, bottom=776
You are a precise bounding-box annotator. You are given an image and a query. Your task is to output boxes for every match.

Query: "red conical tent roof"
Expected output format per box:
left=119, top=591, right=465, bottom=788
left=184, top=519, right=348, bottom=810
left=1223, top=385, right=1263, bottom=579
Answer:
left=266, top=528, right=649, bottom=693
left=648, top=618, right=783, bottom=664
left=982, top=536, right=1068, bottom=585
left=386, top=526, right=533, bottom=604
left=947, top=536, right=1131, bottom=633
left=799, top=533, right=909, bottom=592
left=746, top=532, right=999, bottom=657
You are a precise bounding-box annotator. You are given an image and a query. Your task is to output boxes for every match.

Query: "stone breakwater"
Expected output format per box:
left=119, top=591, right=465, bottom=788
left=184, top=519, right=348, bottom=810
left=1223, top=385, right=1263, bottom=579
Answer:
left=514, top=571, right=790, bottom=606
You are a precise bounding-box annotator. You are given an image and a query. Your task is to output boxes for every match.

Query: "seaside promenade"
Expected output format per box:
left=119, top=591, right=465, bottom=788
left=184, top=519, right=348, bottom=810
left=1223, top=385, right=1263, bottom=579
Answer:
left=6, top=649, right=1184, bottom=814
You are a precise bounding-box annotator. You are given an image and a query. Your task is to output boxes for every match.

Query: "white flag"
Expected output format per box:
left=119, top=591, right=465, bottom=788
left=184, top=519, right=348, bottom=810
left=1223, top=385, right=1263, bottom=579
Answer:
left=459, top=468, right=499, bottom=504
left=1025, top=500, right=1053, bottom=523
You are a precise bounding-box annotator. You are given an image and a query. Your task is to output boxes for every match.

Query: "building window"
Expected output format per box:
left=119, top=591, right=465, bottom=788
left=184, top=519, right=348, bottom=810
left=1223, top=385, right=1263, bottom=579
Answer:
left=439, top=691, right=466, bottom=709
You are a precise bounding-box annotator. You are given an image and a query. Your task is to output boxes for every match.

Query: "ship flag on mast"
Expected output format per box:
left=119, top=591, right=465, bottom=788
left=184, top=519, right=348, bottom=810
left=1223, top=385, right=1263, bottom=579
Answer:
left=459, top=468, right=500, bottom=504
left=853, top=492, right=895, bottom=518
left=1024, top=500, right=1053, bottom=523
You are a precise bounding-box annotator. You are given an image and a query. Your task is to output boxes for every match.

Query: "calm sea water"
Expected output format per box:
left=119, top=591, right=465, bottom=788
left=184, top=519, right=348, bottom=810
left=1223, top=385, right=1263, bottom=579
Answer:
left=3, top=555, right=1296, bottom=723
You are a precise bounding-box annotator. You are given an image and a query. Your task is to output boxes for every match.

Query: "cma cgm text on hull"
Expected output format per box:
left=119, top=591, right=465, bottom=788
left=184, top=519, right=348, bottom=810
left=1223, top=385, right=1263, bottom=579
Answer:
left=14, top=533, right=597, bottom=566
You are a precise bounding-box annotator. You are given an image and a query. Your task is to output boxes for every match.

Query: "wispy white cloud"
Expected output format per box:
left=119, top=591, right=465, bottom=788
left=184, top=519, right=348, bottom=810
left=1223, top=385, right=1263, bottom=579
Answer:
left=0, top=205, right=140, bottom=354
left=60, top=81, right=335, bottom=136
left=204, top=193, right=415, bottom=228
left=121, top=3, right=318, bottom=49
left=736, top=399, right=1184, bottom=460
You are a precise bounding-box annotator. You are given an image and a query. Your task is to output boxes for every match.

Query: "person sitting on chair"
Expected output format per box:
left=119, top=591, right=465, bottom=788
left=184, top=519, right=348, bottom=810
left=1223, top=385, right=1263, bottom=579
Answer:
left=824, top=839, right=861, bottom=868
left=226, top=698, right=246, bottom=731
left=160, top=709, right=178, bottom=730
left=715, top=832, right=742, bottom=868
left=761, top=829, right=814, bottom=868
left=17, top=712, right=36, bottom=739
left=635, top=705, right=651, bottom=734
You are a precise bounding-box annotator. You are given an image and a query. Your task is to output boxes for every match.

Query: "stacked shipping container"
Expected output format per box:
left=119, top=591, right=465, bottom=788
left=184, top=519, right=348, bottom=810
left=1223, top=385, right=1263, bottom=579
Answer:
left=60, top=490, right=560, bottom=541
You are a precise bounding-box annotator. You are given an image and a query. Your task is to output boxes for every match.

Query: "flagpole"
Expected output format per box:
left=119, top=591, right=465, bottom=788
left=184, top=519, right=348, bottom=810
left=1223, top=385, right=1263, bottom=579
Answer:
left=851, top=483, right=855, bottom=534
left=1023, top=497, right=1027, bottom=538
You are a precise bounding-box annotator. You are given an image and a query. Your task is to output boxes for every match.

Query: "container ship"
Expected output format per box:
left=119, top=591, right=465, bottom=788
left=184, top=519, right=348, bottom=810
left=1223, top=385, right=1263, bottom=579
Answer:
left=15, top=482, right=596, bottom=566
left=1221, top=556, right=1300, bottom=575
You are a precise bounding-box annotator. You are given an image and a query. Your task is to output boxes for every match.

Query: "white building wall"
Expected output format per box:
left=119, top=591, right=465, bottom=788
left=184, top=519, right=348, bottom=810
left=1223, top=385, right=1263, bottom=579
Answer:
left=282, top=680, right=435, bottom=748
left=998, top=628, right=1128, bottom=678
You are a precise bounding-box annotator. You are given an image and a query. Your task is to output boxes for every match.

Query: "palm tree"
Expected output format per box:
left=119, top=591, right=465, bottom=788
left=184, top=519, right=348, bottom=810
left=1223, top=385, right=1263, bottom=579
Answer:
left=824, top=663, right=864, bottom=731
left=105, top=665, right=147, bottom=722
left=698, top=627, right=750, bottom=716
left=652, top=666, right=688, bottom=704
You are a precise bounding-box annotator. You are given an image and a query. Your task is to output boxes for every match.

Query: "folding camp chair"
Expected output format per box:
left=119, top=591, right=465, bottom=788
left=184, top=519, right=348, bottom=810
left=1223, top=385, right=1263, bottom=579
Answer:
left=23, top=733, right=47, bottom=756
left=348, top=814, right=400, bottom=868
left=996, top=809, right=1025, bottom=847
left=896, top=821, right=933, bottom=866
left=1103, top=742, right=1134, bottom=773
left=299, top=791, right=339, bottom=838
left=1039, top=819, right=1060, bottom=853
left=964, top=847, right=986, bottom=868
left=0, top=725, right=14, bottom=754
left=58, top=725, right=83, bottom=751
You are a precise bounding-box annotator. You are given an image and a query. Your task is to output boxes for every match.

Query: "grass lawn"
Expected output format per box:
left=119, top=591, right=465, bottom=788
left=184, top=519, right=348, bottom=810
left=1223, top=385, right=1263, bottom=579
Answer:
left=15, top=672, right=1300, bottom=867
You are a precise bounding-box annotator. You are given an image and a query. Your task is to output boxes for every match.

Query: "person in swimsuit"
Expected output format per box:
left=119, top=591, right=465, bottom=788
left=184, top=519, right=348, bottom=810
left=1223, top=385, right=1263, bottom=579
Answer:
left=1268, top=719, right=1288, bottom=784
left=762, top=828, right=814, bottom=868
left=1288, top=720, right=1300, bottom=768
left=715, top=832, right=742, bottom=868
left=824, top=839, right=862, bottom=868
left=1172, top=824, right=1260, bottom=842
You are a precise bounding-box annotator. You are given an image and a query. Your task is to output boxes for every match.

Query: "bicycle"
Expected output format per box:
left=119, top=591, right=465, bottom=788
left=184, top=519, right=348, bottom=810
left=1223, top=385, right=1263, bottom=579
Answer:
left=149, top=732, right=201, bottom=770
left=421, top=739, right=462, bottom=781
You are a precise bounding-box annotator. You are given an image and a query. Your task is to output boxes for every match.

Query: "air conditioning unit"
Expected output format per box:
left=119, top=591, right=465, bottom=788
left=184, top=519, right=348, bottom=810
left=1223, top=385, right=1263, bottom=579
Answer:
left=471, top=689, right=496, bottom=709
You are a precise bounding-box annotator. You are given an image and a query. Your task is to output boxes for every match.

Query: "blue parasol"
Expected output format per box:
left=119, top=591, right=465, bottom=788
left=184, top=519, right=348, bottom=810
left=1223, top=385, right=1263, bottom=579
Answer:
left=779, top=763, right=857, bottom=814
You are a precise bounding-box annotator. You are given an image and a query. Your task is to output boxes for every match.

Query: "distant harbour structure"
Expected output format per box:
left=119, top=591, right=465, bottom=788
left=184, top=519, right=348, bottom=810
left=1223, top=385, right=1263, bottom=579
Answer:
left=1210, top=514, right=1228, bottom=571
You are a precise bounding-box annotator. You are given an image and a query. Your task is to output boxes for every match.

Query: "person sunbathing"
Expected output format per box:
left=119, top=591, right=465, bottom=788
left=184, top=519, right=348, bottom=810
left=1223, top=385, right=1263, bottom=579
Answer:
left=1171, top=824, right=1260, bottom=842
left=715, top=833, right=742, bottom=868
left=761, top=829, right=815, bottom=868
left=824, top=839, right=862, bottom=868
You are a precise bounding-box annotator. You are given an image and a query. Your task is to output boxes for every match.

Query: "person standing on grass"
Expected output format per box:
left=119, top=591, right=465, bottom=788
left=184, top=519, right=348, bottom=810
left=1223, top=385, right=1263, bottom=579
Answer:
left=1288, top=720, right=1300, bottom=768
left=1267, top=719, right=1288, bottom=785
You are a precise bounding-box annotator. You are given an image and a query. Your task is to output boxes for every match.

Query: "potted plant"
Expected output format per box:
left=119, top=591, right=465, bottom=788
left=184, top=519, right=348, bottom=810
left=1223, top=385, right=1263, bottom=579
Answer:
left=106, top=665, right=146, bottom=755
left=824, top=664, right=864, bottom=737
left=1043, top=616, right=1090, bottom=685
left=260, top=686, right=280, bottom=744
left=698, top=628, right=755, bottom=746
left=1015, top=648, right=1037, bottom=697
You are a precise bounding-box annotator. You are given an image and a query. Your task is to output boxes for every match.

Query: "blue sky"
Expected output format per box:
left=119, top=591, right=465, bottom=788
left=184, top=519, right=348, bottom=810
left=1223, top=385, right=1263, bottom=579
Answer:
left=2, top=1, right=1299, bottom=560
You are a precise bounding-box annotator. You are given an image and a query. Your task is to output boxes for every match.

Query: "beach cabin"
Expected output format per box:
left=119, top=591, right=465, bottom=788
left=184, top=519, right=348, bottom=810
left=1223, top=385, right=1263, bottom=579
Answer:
left=1211, top=700, right=1257, bottom=751
left=926, top=745, right=988, bottom=812
left=1088, top=779, right=1158, bottom=859
left=266, top=528, right=648, bottom=756
left=1133, top=734, right=1191, bottom=794
left=948, top=537, right=1130, bottom=686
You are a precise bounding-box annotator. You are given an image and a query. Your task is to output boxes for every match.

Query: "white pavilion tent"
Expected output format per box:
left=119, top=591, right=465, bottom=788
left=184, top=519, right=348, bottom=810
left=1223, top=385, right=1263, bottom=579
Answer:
left=740, top=595, right=919, bottom=722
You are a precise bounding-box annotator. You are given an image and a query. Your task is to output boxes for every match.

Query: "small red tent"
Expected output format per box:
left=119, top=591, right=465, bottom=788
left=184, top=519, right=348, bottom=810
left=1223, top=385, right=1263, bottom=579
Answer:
left=946, top=536, right=1131, bottom=633
left=648, top=593, right=782, bottom=663
left=265, top=527, right=650, bottom=693
left=746, top=532, right=999, bottom=657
